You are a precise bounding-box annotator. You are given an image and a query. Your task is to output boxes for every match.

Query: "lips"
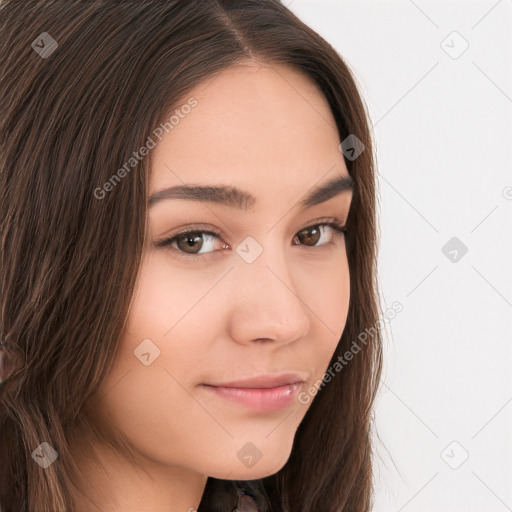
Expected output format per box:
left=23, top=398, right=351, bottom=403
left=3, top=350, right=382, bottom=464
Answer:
left=200, top=381, right=304, bottom=412
left=202, top=372, right=308, bottom=389
left=200, top=372, right=309, bottom=412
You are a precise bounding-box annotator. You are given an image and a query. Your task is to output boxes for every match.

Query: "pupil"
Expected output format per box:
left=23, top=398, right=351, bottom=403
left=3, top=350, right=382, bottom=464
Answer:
left=299, top=227, right=319, bottom=246
left=178, top=233, right=202, bottom=253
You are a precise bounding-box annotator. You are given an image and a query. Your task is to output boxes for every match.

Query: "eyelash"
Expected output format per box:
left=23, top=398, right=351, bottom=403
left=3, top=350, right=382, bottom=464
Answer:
left=155, top=218, right=348, bottom=261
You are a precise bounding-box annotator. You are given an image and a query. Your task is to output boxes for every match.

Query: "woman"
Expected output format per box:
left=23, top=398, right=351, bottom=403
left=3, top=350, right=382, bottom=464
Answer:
left=0, top=1, right=383, bottom=511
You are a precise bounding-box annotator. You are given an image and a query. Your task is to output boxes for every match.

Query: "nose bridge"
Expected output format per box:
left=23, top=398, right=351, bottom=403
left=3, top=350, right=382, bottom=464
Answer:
left=227, top=234, right=311, bottom=343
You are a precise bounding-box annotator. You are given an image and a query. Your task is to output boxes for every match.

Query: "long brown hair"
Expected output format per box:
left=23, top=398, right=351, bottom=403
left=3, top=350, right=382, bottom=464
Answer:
left=0, top=1, right=383, bottom=510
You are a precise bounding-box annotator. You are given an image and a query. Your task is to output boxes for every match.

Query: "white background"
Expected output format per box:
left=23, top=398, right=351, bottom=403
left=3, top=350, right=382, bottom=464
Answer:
left=287, top=1, right=512, bottom=511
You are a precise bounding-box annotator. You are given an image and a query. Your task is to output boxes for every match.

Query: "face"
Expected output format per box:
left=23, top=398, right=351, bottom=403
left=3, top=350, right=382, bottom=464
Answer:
left=93, top=62, right=353, bottom=481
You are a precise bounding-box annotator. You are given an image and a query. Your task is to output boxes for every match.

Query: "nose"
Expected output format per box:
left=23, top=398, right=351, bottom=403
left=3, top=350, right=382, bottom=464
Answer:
left=226, top=242, right=311, bottom=346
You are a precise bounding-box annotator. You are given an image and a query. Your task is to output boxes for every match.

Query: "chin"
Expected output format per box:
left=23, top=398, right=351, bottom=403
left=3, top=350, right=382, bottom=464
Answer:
left=220, top=464, right=286, bottom=481
left=209, top=449, right=291, bottom=481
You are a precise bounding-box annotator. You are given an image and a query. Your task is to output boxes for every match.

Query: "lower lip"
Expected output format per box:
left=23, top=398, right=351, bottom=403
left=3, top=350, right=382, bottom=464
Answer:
left=201, top=382, right=302, bottom=412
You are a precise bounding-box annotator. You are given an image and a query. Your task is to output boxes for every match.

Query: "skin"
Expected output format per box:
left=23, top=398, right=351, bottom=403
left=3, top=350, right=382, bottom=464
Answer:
left=70, top=61, right=353, bottom=512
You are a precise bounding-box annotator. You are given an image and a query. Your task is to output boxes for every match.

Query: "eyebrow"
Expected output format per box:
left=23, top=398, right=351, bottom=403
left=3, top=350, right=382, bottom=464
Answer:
left=148, top=174, right=354, bottom=210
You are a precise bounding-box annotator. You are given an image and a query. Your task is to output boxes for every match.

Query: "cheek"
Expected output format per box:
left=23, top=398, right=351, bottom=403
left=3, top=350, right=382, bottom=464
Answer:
left=301, top=253, right=350, bottom=331
left=300, top=255, right=350, bottom=373
left=126, top=253, right=195, bottom=334
left=120, top=255, right=213, bottom=374
left=93, top=254, right=202, bottom=402
left=86, top=257, right=221, bottom=465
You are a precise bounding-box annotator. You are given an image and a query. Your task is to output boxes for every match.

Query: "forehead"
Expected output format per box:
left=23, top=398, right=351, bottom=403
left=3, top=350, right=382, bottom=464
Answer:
left=149, top=62, right=348, bottom=205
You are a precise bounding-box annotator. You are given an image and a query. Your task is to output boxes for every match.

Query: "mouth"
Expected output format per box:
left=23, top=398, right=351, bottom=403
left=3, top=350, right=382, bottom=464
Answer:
left=199, top=372, right=308, bottom=413
left=200, top=382, right=304, bottom=413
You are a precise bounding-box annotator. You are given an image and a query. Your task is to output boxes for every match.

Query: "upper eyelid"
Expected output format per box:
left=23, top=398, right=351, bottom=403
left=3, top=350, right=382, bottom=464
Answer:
left=159, top=217, right=345, bottom=237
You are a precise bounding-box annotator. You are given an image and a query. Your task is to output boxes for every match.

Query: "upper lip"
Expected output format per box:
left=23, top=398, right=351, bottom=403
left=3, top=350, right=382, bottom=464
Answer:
left=203, top=372, right=308, bottom=389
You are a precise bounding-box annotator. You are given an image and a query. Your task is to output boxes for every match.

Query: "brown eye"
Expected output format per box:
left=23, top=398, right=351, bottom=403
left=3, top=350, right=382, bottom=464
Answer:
left=175, top=232, right=205, bottom=254
left=295, top=226, right=321, bottom=246
left=155, top=229, right=226, bottom=259
left=292, top=222, right=347, bottom=248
